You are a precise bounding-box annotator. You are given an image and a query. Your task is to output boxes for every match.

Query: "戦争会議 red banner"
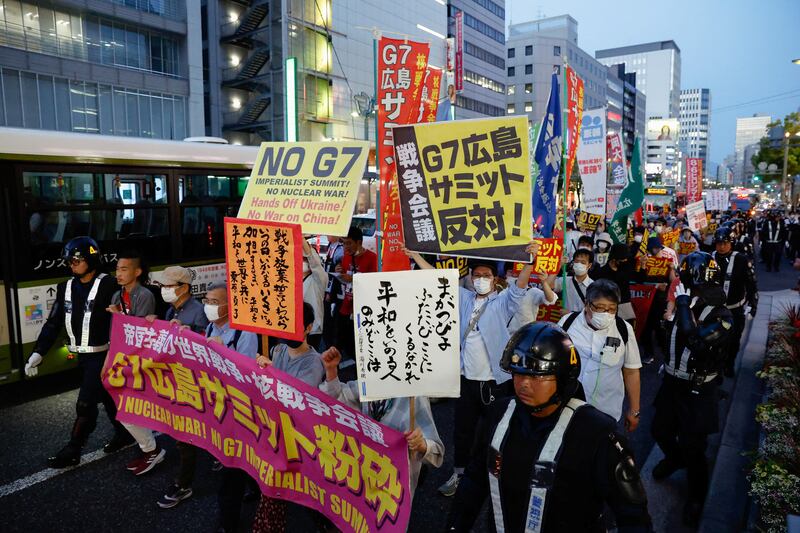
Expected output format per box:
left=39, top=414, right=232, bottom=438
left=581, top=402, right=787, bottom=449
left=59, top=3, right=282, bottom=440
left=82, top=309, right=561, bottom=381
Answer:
left=103, top=315, right=411, bottom=533
left=565, top=66, right=584, bottom=194
left=686, top=157, right=703, bottom=203
left=629, top=284, right=657, bottom=339
left=377, top=37, right=430, bottom=272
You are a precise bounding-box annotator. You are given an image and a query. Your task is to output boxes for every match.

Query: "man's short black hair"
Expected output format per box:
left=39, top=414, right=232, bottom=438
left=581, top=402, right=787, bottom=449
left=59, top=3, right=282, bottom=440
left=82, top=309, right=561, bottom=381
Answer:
left=586, top=279, right=621, bottom=305
left=346, top=226, right=363, bottom=242
left=573, top=249, right=594, bottom=264
left=468, top=259, right=497, bottom=277
left=578, top=235, right=594, bottom=246
left=118, top=249, right=149, bottom=283
left=303, top=302, right=315, bottom=329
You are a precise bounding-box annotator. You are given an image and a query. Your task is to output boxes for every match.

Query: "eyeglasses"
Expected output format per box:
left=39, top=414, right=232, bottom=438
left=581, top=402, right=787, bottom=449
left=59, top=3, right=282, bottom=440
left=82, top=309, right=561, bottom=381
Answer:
left=68, top=257, right=86, bottom=265
left=588, top=302, right=618, bottom=314
left=201, top=298, right=225, bottom=305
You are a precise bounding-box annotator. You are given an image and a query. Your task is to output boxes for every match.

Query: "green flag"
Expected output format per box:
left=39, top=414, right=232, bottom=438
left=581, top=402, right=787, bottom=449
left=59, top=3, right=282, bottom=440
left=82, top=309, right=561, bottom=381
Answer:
left=609, top=137, right=644, bottom=243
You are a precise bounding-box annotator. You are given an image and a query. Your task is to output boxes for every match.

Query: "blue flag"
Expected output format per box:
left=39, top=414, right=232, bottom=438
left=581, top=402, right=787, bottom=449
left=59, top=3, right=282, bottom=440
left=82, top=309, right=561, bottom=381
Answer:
left=532, top=73, right=562, bottom=237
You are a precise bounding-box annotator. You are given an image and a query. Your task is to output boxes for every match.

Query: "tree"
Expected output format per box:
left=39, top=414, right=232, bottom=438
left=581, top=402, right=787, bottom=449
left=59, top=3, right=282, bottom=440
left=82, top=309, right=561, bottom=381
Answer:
left=751, top=112, right=800, bottom=182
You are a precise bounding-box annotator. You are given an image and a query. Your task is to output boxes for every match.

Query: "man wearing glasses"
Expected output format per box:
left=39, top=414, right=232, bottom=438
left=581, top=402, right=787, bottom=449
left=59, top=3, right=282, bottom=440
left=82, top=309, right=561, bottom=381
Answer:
left=148, top=266, right=208, bottom=334
left=558, top=279, right=642, bottom=433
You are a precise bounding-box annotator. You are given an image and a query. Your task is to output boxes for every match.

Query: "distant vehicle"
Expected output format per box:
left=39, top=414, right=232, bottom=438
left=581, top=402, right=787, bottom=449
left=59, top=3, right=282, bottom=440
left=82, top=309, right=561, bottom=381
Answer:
left=307, top=212, right=377, bottom=262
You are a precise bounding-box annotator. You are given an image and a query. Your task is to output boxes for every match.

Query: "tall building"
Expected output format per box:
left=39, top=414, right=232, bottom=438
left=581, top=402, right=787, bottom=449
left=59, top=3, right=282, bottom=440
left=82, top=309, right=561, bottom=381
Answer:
left=607, top=63, right=645, bottom=160
left=505, top=15, right=606, bottom=125
left=733, top=114, right=771, bottom=185
left=595, top=41, right=681, bottom=121
left=449, top=0, right=507, bottom=119
left=0, top=0, right=203, bottom=139
left=679, top=88, right=711, bottom=174
left=717, top=154, right=736, bottom=185
left=203, top=0, right=447, bottom=145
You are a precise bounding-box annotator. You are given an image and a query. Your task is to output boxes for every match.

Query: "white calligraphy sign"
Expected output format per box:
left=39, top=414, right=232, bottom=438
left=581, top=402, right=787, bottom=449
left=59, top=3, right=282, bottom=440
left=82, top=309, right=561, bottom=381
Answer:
left=686, top=200, right=708, bottom=232
left=353, top=269, right=461, bottom=401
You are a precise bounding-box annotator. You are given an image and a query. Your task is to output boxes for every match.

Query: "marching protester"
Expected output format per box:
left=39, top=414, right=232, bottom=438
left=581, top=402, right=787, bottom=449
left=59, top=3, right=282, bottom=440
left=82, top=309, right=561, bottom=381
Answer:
left=593, top=232, right=613, bottom=267
left=549, top=248, right=593, bottom=313
left=24, top=237, right=130, bottom=467
left=558, top=280, right=642, bottom=430
left=148, top=266, right=209, bottom=334
left=106, top=250, right=166, bottom=476
left=404, top=241, right=541, bottom=497
left=712, top=227, right=758, bottom=376
left=651, top=252, right=733, bottom=526
left=676, top=227, right=699, bottom=263
left=446, top=322, right=651, bottom=532
left=592, top=243, right=637, bottom=323
left=301, top=238, right=328, bottom=350
left=157, top=282, right=258, bottom=510
left=636, top=236, right=676, bottom=364
left=506, top=266, right=558, bottom=334
left=334, top=226, right=377, bottom=359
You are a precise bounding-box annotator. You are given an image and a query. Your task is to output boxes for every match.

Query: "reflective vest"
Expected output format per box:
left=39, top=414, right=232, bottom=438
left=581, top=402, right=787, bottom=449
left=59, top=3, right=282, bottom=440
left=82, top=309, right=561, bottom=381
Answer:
left=64, top=274, right=109, bottom=353
left=488, top=398, right=586, bottom=533
left=665, top=297, right=717, bottom=383
left=712, top=251, right=746, bottom=309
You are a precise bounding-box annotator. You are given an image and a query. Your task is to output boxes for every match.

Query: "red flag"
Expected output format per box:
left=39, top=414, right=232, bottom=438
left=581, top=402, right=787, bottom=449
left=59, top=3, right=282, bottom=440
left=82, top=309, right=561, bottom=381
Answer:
left=565, top=66, right=584, bottom=194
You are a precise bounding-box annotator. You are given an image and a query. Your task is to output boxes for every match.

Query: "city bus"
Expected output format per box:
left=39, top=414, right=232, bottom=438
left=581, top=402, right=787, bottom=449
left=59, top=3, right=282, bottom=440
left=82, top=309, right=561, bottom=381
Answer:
left=0, top=127, right=260, bottom=384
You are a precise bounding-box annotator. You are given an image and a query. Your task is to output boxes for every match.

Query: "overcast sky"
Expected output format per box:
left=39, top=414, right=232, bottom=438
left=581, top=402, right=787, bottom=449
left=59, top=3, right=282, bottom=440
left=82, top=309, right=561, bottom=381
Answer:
left=509, top=0, right=800, bottom=167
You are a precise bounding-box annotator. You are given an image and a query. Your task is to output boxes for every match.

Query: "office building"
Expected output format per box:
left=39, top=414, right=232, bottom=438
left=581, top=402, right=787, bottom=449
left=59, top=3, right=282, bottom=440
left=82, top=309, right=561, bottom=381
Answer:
left=717, top=154, right=735, bottom=185
left=449, top=0, right=506, bottom=119
left=596, top=40, right=681, bottom=121
left=505, top=15, right=606, bottom=125
left=679, top=88, right=711, bottom=174
left=203, top=0, right=447, bottom=145
left=0, top=0, right=203, bottom=139
left=607, top=63, right=645, bottom=160
left=733, top=114, right=771, bottom=185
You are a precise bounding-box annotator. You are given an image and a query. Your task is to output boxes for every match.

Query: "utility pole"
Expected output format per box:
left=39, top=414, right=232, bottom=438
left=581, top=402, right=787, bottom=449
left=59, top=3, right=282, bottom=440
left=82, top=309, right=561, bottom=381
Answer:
left=782, top=131, right=790, bottom=205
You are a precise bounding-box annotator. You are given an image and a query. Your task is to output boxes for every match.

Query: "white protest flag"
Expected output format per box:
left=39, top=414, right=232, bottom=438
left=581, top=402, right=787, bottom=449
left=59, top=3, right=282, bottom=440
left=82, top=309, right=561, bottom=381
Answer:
left=577, top=108, right=607, bottom=215
left=353, top=269, right=461, bottom=401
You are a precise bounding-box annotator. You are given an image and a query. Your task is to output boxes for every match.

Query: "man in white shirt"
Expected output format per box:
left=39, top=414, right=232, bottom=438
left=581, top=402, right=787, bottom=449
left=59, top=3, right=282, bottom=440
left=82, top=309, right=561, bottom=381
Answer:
left=550, top=249, right=594, bottom=313
left=506, top=266, right=558, bottom=333
left=558, top=279, right=642, bottom=431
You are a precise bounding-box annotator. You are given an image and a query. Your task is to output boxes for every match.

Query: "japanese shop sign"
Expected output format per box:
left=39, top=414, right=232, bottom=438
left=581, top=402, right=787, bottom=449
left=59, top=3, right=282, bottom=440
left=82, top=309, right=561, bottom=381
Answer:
left=686, top=157, right=703, bottom=204
left=576, top=211, right=603, bottom=233
left=378, top=37, right=430, bottom=272
left=353, top=269, right=460, bottom=401
left=392, top=116, right=532, bottom=262
left=238, top=142, right=369, bottom=236
left=565, top=66, right=584, bottom=193
left=661, top=228, right=680, bottom=248
left=577, top=108, right=606, bottom=215
left=685, top=200, right=708, bottom=232
left=223, top=218, right=304, bottom=341
left=104, top=315, right=411, bottom=533
left=629, top=284, right=657, bottom=338
left=644, top=257, right=672, bottom=278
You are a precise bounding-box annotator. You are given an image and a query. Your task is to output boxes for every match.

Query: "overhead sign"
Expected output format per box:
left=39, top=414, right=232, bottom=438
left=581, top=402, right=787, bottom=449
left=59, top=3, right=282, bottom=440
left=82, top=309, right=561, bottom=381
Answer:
left=238, top=142, right=369, bottom=236
left=353, top=269, right=460, bottom=401
left=393, top=116, right=532, bottom=262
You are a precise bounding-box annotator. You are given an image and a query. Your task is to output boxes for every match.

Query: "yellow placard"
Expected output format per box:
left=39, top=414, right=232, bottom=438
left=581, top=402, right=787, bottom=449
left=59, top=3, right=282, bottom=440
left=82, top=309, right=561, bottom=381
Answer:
left=238, top=142, right=370, bottom=236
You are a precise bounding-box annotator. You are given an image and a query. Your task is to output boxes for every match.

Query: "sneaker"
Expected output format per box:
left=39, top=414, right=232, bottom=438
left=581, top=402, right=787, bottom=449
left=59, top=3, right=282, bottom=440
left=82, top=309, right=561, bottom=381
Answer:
left=103, top=432, right=135, bottom=454
left=126, top=455, right=145, bottom=471
left=132, top=448, right=166, bottom=476
left=157, top=484, right=193, bottom=509
left=48, top=444, right=81, bottom=469
left=652, top=458, right=684, bottom=480
left=437, top=472, right=462, bottom=497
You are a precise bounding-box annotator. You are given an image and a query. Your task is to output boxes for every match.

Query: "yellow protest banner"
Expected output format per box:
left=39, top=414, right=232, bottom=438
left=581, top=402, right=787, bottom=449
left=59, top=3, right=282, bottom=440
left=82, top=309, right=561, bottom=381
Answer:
left=238, top=142, right=369, bottom=236
left=392, top=116, right=532, bottom=262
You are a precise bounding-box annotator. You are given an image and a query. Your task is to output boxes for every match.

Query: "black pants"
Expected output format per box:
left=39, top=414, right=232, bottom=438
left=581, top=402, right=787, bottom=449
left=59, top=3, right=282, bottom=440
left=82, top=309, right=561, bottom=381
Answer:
left=71, top=352, right=125, bottom=446
left=454, top=376, right=512, bottom=469
left=652, top=375, right=719, bottom=504
left=334, top=313, right=355, bottom=360
left=218, top=467, right=258, bottom=532
left=763, top=242, right=783, bottom=271
left=726, top=307, right=746, bottom=371
left=640, top=291, right=667, bottom=357
left=322, top=298, right=340, bottom=351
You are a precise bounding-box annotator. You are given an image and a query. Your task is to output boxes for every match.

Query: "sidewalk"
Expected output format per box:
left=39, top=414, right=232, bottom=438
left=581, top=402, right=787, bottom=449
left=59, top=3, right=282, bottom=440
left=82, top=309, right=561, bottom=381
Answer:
left=640, top=289, right=798, bottom=532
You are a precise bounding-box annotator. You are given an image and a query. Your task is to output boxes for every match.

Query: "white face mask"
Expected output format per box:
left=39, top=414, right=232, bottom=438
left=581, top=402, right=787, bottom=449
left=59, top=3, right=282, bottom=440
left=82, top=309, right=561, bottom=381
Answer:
left=589, top=311, right=615, bottom=330
left=634, top=235, right=643, bottom=243
left=473, top=277, right=493, bottom=295
left=572, top=263, right=588, bottom=276
left=204, top=304, right=224, bottom=322
left=161, top=287, right=179, bottom=303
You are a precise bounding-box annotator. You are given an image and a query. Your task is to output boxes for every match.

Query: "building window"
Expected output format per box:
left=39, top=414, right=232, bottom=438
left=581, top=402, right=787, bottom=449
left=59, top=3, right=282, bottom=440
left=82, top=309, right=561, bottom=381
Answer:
left=451, top=7, right=504, bottom=44
left=507, top=84, right=515, bottom=95
left=524, top=102, right=533, bottom=112
left=455, top=94, right=505, bottom=116
left=554, top=45, right=561, bottom=56
left=525, top=83, right=532, bottom=94
left=508, top=48, right=515, bottom=58
left=525, top=45, right=532, bottom=56
left=465, top=41, right=505, bottom=69
left=464, top=70, right=506, bottom=94
left=525, top=64, right=532, bottom=75
left=508, top=66, right=515, bottom=77
left=507, top=103, right=515, bottom=114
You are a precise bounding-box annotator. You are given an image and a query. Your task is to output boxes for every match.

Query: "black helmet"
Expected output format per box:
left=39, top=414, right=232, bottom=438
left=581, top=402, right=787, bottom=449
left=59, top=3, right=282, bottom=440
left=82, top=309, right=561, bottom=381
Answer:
left=62, top=236, right=101, bottom=270
left=713, top=226, right=735, bottom=244
left=679, top=251, right=721, bottom=290
left=500, top=322, right=580, bottom=411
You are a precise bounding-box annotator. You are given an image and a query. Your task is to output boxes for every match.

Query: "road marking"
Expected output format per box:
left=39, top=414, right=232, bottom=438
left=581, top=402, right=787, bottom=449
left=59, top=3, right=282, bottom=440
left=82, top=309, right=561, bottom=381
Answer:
left=0, top=443, right=137, bottom=498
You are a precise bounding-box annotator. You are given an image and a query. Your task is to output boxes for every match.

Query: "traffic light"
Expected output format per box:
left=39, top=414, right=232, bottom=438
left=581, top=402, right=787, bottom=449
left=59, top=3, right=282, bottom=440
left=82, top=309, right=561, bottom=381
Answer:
left=753, top=175, right=761, bottom=182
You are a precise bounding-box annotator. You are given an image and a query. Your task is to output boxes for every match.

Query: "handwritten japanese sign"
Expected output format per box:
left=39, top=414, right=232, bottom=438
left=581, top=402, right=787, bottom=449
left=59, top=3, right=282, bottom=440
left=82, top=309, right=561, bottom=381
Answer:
left=644, top=257, right=672, bottom=278
left=224, top=218, right=303, bottom=340
left=393, top=116, right=532, bottom=262
left=104, top=315, right=411, bottom=533
left=238, top=142, right=369, bottom=236
left=378, top=37, right=430, bottom=271
left=686, top=200, right=708, bottom=232
left=353, top=269, right=460, bottom=401
left=704, top=190, right=728, bottom=212
left=576, top=211, right=603, bottom=233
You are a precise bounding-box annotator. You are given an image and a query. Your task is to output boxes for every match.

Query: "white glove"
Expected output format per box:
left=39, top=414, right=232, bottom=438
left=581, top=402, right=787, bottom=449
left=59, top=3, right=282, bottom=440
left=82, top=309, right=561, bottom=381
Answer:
left=674, top=283, right=690, bottom=298
left=25, top=352, right=43, bottom=377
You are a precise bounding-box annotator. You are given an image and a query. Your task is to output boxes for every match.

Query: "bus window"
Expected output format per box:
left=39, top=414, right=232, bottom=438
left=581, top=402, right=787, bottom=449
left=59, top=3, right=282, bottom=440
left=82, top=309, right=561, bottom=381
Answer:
left=178, top=174, right=244, bottom=259
left=23, top=172, right=167, bottom=207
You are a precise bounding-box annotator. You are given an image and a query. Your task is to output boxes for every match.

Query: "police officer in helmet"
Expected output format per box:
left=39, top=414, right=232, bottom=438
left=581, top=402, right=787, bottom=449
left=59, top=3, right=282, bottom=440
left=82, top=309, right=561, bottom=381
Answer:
left=24, top=237, right=133, bottom=467
left=447, top=322, right=652, bottom=533
left=651, top=251, right=733, bottom=526
left=712, top=226, right=758, bottom=376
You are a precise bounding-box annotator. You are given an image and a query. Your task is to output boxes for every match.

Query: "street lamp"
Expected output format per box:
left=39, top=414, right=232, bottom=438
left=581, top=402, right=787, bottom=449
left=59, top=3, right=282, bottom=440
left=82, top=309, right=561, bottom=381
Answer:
left=353, top=91, right=375, bottom=141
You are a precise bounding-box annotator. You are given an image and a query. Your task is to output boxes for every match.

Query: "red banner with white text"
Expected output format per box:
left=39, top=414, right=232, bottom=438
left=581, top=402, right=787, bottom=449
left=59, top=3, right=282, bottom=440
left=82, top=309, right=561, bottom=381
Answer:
left=686, top=157, right=702, bottom=203
left=565, top=66, right=584, bottom=194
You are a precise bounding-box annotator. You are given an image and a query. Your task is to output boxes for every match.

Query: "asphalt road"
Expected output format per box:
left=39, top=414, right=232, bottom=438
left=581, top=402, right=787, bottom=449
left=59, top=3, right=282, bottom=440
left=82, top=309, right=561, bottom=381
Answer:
left=0, top=252, right=793, bottom=533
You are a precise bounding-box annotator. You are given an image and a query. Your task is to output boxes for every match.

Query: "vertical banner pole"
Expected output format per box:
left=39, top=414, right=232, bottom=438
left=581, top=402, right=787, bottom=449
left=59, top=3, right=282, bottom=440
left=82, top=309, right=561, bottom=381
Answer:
left=374, top=39, right=383, bottom=271
left=409, top=397, right=416, bottom=430
left=560, top=62, right=569, bottom=307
